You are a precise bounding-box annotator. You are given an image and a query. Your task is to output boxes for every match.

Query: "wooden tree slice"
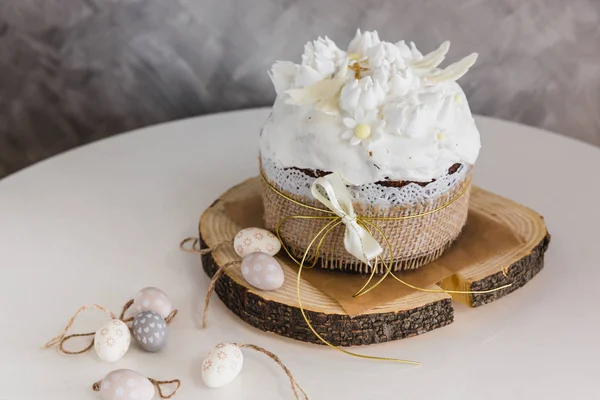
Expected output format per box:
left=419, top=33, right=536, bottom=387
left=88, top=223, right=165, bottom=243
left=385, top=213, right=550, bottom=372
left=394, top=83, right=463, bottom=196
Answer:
left=198, top=177, right=549, bottom=346
left=439, top=187, right=550, bottom=307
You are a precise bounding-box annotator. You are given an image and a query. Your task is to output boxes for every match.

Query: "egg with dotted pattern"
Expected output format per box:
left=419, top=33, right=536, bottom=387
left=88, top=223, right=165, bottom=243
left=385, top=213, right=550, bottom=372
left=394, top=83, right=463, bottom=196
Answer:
left=233, top=227, right=281, bottom=258
left=94, top=319, right=131, bottom=363
left=201, top=343, right=244, bottom=388
left=98, top=369, right=155, bottom=400
left=241, top=252, right=285, bottom=291
left=133, top=287, right=172, bottom=319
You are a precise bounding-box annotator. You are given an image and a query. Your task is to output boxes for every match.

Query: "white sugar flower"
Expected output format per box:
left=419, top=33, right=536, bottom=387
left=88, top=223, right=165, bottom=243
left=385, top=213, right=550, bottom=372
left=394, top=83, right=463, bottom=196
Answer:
left=269, top=61, right=297, bottom=95
left=347, top=30, right=381, bottom=58
left=301, top=36, right=346, bottom=78
left=339, top=76, right=386, bottom=114
left=365, top=41, right=407, bottom=70
left=388, top=68, right=418, bottom=97
left=370, top=59, right=416, bottom=98
left=274, top=37, right=347, bottom=92
left=341, top=108, right=385, bottom=146
left=271, top=33, right=478, bottom=125
left=269, top=61, right=327, bottom=94
left=294, top=65, right=328, bottom=88
left=286, top=65, right=349, bottom=114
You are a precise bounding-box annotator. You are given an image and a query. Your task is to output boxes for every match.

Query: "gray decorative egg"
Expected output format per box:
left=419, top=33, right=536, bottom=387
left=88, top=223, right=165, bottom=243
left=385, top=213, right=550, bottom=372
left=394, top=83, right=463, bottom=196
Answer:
left=132, top=311, right=168, bottom=352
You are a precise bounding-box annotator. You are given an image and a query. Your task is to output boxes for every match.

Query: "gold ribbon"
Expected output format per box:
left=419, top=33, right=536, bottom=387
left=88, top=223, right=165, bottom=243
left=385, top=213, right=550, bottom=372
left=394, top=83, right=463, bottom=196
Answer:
left=262, top=173, right=512, bottom=365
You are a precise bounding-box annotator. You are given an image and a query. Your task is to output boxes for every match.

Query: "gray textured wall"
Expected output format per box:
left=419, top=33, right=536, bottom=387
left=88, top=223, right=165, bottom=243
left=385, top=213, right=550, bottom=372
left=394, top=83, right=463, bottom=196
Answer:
left=1, top=0, right=599, bottom=178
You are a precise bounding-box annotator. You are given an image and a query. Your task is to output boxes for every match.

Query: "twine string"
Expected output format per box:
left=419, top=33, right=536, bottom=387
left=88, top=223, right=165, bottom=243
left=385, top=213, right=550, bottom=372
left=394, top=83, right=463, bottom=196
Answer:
left=165, top=309, right=178, bottom=324
left=148, top=378, right=182, bottom=399
left=261, top=173, right=513, bottom=363
left=179, top=238, right=231, bottom=255
left=180, top=235, right=239, bottom=329
left=202, top=260, right=241, bottom=329
left=92, top=377, right=181, bottom=399
left=235, top=343, right=309, bottom=400
left=119, top=299, right=135, bottom=323
left=120, top=298, right=179, bottom=325
left=43, top=305, right=116, bottom=354
left=44, top=300, right=179, bottom=354
left=57, top=332, right=97, bottom=354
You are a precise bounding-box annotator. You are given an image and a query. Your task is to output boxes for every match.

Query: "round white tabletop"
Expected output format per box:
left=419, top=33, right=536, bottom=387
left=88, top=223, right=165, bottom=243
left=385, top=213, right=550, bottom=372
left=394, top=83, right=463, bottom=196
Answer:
left=1, top=108, right=598, bottom=399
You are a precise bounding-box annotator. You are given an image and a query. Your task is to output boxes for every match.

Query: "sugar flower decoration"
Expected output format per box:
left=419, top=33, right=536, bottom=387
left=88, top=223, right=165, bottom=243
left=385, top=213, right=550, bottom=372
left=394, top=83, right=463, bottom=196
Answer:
left=341, top=108, right=384, bottom=146
left=286, top=66, right=348, bottom=114
left=269, top=61, right=297, bottom=95
left=280, top=36, right=349, bottom=113
left=301, top=36, right=346, bottom=80
left=268, top=29, right=479, bottom=142
left=347, top=30, right=381, bottom=59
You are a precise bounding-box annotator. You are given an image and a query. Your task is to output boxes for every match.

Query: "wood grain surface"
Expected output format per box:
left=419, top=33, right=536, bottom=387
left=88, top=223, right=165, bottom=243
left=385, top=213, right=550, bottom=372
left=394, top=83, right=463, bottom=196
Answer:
left=198, top=177, right=549, bottom=346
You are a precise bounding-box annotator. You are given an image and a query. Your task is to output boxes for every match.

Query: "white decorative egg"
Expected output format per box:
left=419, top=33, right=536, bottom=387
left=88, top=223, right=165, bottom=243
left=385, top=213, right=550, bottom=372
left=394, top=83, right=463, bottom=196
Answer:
left=133, top=287, right=173, bottom=319
left=201, top=343, right=244, bottom=388
left=94, top=319, right=131, bottom=363
left=234, top=227, right=281, bottom=258
left=99, top=369, right=155, bottom=400
left=242, top=252, right=285, bottom=291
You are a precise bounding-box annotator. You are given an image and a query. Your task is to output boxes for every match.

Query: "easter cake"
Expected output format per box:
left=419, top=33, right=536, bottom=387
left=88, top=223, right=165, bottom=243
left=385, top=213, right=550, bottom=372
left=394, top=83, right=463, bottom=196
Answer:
left=260, top=30, right=481, bottom=273
left=196, top=30, right=550, bottom=346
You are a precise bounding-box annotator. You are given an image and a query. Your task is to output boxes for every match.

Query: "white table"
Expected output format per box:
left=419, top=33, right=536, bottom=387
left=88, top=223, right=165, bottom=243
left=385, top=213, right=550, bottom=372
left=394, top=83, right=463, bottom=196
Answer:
left=1, top=108, right=598, bottom=399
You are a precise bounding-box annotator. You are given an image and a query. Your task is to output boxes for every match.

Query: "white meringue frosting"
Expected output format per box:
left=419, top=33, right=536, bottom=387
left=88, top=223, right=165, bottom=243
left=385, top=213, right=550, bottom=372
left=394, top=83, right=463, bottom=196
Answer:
left=261, top=30, right=481, bottom=185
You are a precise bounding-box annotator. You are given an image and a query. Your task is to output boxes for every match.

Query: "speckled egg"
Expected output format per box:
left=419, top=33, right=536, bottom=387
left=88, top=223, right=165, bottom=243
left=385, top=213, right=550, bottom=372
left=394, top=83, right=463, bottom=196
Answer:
left=241, top=252, right=285, bottom=291
left=233, top=227, right=281, bottom=258
left=132, top=310, right=168, bottom=352
left=133, top=287, right=172, bottom=319
left=201, top=343, right=244, bottom=388
left=94, top=319, right=131, bottom=363
left=99, top=369, right=155, bottom=400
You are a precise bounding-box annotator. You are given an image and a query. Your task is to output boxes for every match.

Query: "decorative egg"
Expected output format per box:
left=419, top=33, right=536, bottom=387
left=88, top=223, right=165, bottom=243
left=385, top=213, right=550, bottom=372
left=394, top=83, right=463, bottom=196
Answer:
left=133, top=287, right=173, bottom=319
left=241, top=252, right=285, bottom=291
left=132, top=310, right=168, bottom=352
left=94, top=319, right=131, bottom=363
left=98, top=369, right=155, bottom=400
left=201, top=343, right=244, bottom=388
left=233, top=227, right=281, bottom=258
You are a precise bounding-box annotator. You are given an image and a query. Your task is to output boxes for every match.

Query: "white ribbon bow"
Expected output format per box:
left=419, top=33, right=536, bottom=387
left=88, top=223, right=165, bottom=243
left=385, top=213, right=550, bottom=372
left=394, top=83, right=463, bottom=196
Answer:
left=310, top=171, right=383, bottom=263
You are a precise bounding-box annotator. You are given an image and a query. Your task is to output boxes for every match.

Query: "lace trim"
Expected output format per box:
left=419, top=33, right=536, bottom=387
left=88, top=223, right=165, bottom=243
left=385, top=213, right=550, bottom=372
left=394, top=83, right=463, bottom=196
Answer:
left=260, top=155, right=469, bottom=206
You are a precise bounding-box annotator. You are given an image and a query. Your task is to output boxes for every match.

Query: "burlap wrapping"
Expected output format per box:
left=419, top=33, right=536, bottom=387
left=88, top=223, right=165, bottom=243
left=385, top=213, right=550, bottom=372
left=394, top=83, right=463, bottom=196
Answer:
left=261, top=166, right=472, bottom=274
